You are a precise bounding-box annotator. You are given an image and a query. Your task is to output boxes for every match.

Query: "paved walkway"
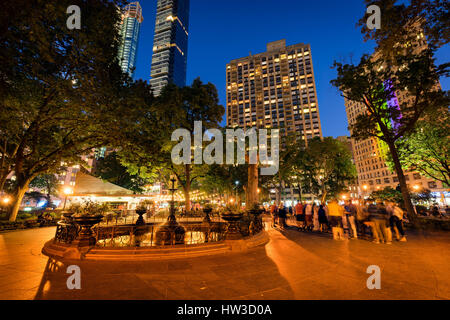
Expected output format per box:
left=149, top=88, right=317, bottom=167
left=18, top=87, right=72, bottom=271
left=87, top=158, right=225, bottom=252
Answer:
left=0, top=224, right=449, bottom=300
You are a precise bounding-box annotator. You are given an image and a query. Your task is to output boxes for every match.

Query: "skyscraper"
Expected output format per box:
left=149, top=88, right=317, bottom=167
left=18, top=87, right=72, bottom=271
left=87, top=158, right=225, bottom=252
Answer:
left=150, top=0, right=190, bottom=96
left=226, top=40, right=323, bottom=141
left=226, top=40, right=323, bottom=204
left=118, top=2, right=143, bottom=78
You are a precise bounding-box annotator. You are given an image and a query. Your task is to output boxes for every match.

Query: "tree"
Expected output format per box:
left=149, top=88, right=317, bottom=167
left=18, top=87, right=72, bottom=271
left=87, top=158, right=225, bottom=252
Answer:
left=388, top=116, right=449, bottom=187
left=29, top=173, right=60, bottom=205
left=301, top=137, right=357, bottom=203
left=332, top=0, right=449, bottom=220
left=122, top=79, right=225, bottom=211
left=0, top=0, right=150, bottom=221
left=369, top=187, right=403, bottom=204
left=93, top=152, right=150, bottom=193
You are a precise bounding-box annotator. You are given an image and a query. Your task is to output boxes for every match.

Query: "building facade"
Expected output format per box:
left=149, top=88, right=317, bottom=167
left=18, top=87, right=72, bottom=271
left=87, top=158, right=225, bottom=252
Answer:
left=226, top=40, right=323, bottom=141
left=226, top=40, right=323, bottom=204
left=150, top=0, right=190, bottom=96
left=118, top=2, right=144, bottom=78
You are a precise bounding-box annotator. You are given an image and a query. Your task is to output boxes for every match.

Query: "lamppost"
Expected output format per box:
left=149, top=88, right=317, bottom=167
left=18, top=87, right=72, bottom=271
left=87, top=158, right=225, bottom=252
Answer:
left=235, top=181, right=239, bottom=206
left=155, top=175, right=185, bottom=245
left=62, top=186, right=73, bottom=210
left=1, top=196, right=11, bottom=215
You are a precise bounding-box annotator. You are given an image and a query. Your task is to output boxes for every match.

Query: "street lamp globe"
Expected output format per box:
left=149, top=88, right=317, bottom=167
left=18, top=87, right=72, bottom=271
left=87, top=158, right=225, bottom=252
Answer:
left=63, top=187, right=73, bottom=195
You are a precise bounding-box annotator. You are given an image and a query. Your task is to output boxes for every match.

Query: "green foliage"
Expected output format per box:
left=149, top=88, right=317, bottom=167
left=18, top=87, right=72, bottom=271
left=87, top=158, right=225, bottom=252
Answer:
left=93, top=152, right=150, bottom=193
left=29, top=174, right=59, bottom=199
left=120, top=78, right=225, bottom=208
left=281, top=137, right=357, bottom=202
left=369, top=187, right=403, bottom=204
left=387, top=117, right=450, bottom=187
left=69, top=200, right=110, bottom=217
left=0, top=0, right=144, bottom=221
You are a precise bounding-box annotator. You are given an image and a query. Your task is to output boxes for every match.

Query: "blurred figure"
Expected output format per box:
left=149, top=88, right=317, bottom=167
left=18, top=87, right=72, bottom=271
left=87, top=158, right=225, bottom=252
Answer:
left=270, top=203, right=279, bottom=227
left=389, top=202, right=407, bottom=242
left=356, top=200, right=370, bottom=238
left=430, top=205, right=440, bottom=217
left=295, top=201, right=305, bottom=231
left=344, top=200, right=358, bottom=239
left=368, top=199, right=390, bottom=244
left=278, top=203, right=288, bottom=229
left=318, top=204, right=328, bottom=232
left=327, top=199, right=345, bottom=240
left=304, top=202, right=313, bottom=231
left=313, top=202, right=320, bottom=231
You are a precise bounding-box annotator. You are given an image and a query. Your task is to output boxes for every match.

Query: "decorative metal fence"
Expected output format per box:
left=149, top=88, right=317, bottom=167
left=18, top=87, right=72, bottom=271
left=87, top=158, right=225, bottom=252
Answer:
left=54, top=213, right=264, bottom=248
left=54, top=220, right=229, bottom=247
left=54, top=221, right=79, bottom=244
left=94, top=222, right=228, bottom=247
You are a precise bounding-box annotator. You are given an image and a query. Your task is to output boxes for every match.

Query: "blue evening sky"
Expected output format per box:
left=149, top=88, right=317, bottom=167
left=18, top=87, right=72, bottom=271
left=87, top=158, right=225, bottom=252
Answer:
left=133, top=0, right=449, bottom=138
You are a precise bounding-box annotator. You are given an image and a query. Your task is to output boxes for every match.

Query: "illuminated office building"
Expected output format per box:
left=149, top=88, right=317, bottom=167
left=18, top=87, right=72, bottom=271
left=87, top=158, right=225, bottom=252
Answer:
left=118, top=2, right=144, bottom=77
left=150, top=0, right=190, bottom=96
left=226, top=40, right=323, bottom=141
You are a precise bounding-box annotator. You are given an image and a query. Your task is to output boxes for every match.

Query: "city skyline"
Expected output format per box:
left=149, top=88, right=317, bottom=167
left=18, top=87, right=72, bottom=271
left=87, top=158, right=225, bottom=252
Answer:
left=133, top=0, right=449, bottom=138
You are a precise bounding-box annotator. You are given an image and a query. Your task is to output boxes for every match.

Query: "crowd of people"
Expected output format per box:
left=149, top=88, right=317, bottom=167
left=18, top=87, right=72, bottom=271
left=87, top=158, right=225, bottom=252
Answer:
left=269, top=199, right=408, bottom=244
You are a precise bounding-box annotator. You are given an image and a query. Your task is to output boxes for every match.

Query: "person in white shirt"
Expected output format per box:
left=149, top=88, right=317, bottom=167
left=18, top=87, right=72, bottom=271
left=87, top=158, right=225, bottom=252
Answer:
left=388, top=201, right=407, bottom=242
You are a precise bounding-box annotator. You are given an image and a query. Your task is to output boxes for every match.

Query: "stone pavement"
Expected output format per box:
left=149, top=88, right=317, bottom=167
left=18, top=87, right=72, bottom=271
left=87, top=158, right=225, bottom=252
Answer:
left=0, top=224, right=449, bottom=300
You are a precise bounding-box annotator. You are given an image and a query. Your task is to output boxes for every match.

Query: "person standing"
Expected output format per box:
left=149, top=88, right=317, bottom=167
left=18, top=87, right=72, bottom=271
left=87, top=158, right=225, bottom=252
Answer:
left=344, top=200, right=358, bottom=239
left=313, top=203, right=320, bottom=231
left=304, top=202, right=313, bottom=231
left=327, top=199, right=345, bottom=240
left=368, top=200, right=390, bottom=244
left=278, top=203, right=288, bottom=229
left=295, top=201, right=305, bottom=231
left=270, top=203, right=279, bottom=227
left=356, top=200, right=369, bottom=238
left=390, top=202, right=407, bottom=242
left=318, top=204, right=328, bottom=232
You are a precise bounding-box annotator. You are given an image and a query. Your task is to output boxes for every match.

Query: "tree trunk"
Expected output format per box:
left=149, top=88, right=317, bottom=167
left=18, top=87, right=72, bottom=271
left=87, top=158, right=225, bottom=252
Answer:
left=0, top=173, right=7, bottom=193
left=184, top=164, right=191, bottom=212
left=387, top=141, right=416, bottom=221
left=320, top=188, right=327, bottom=204
left=247, top=163, right=259, bottom=207
left=8, top=180, right=31, bottom=222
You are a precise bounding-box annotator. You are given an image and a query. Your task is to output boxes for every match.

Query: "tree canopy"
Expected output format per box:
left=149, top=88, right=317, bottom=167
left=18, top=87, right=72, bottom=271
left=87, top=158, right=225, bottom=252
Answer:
left=0, top=0, right=157, bottom=221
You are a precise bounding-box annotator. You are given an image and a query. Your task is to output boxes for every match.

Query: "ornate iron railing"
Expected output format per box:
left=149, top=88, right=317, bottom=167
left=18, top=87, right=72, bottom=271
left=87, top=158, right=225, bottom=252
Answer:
left=94, top=222, right=228, bottom=247
left=54, top=221, right=79, bottom=244
left=53, top=213, right=264, bottom=247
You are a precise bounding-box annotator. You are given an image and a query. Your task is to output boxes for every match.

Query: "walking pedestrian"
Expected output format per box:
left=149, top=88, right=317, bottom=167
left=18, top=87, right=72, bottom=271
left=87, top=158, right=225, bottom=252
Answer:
left=304, top=202, right=313, bottom=231
left=295, top=201, right=305, bottom=231
left=313, top=203, right=320, bottom=231
left=368, top=199, right=390, bottom=244
left=278, top=203, right=288, bottom=229
left=270, top=203, right=279, bottom=227
left=318, top=204, right=328, bottom=232
left=327, top=199, right=345, bottom=240
left=344, top=200, right=358, bottom=239
left=389, top=202, right=407, bottom=242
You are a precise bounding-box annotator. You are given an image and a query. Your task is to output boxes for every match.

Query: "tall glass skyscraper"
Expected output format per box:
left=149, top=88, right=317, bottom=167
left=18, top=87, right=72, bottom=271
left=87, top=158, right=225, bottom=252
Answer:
left=150, top=0, right=190, bottom=96
left=118, top=2, right=143, bottom=78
